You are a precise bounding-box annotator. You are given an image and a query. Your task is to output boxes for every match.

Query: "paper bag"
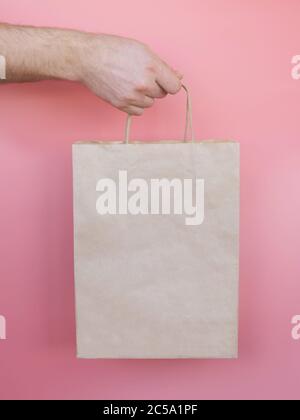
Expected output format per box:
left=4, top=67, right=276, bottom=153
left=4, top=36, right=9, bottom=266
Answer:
left=73, top=88, right=239, bottom=358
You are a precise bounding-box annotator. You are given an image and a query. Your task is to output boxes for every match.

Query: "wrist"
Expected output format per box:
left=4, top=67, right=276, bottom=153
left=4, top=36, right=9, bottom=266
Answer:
left=55, top=30, right=106, bottom=84
left=42, top=28, right=85, bottom=82
left=72, top=32, right=106, bottom=84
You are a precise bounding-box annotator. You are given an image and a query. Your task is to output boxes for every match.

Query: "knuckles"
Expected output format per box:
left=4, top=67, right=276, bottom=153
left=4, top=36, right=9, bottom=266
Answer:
left=133, top=108, right=144, bottom=116
left=135, top=82, right=149, bottom=93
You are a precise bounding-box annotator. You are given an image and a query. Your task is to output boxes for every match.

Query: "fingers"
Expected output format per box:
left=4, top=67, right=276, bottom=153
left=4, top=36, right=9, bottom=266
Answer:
left=118, top=60, right=183, bottom=116
left=174, top=69, right=184, bottom=80
left=145, top=82, right=167, bottom=99
left=128, top=95, right=155, bottom=108
left=120, top=94, right=154, bottom=116
left=155, top=61, right=182, bottom=95
left=122, top=105, right=145, bottom=116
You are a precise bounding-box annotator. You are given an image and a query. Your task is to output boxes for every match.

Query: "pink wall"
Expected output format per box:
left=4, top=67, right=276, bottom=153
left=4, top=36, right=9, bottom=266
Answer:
left=1, top=0, right=300, bottom=400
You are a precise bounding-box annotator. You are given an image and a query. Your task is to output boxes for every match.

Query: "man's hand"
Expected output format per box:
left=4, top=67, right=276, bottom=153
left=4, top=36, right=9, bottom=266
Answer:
left=78, top=34, right=182, bottom=115
left=0, top=24, right=182, bottom=115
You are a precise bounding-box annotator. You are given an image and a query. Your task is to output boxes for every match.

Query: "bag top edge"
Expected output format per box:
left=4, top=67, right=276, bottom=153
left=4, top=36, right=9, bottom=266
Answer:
left=73, top=140, right=238, bottom=145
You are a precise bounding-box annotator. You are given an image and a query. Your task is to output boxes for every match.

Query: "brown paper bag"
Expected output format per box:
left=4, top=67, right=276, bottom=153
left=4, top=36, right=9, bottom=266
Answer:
left=73, top=88, right=239, bottom=359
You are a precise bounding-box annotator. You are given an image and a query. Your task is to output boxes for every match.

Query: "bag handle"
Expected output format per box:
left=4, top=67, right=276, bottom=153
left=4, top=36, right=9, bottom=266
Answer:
left=124, top=84, right=195, bottom=144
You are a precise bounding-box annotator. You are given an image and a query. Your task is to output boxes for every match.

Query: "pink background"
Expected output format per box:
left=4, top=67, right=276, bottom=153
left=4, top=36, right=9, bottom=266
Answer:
left=1, top=0, right=300, bottom=400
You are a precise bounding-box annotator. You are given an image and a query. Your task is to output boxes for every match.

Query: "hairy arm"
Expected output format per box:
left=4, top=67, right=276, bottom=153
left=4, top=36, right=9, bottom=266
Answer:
left=0, top=23, right=182, bottom=115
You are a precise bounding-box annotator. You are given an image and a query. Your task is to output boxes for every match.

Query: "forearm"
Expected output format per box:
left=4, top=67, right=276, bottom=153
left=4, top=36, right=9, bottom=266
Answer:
left=0, top=23, right=82, bottom=83
left=0, top=23, right=182, bottom=115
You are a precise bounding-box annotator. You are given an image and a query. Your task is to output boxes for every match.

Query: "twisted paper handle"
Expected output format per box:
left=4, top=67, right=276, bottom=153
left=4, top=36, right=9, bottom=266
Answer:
left=124, top=84, right=195, bottom=144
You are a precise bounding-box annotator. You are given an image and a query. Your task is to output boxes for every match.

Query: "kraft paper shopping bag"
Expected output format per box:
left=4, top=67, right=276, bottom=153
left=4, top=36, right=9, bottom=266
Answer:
left=73, top=87, right=239, bottom=359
